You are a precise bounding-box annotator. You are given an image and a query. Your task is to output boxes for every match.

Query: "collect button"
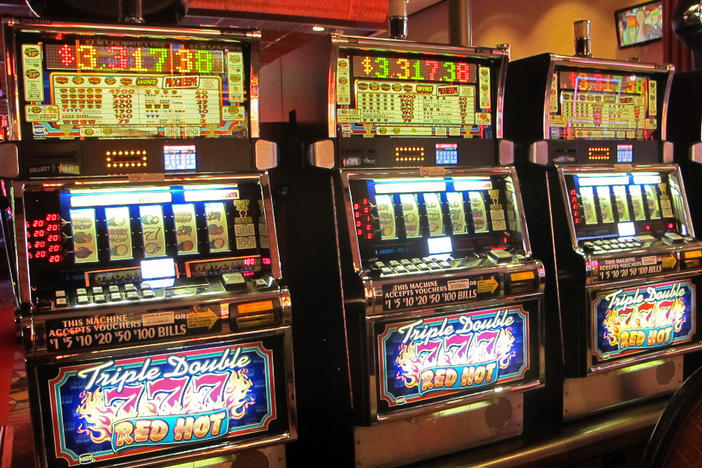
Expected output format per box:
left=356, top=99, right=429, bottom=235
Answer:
left=223, top=273, right=246, bottom=288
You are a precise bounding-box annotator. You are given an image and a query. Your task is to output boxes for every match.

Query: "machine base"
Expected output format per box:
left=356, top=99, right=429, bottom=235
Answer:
left=563, top=356, right=683, bottom=421
left=353, top=394, right=523, bottom=467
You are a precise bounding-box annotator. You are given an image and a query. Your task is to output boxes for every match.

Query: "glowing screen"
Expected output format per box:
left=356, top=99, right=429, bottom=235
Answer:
left=548, top=68, right=660, bottom=140
left=18, top=35, right=249, bottom=140
left=336, top=50, right=494, bottom=138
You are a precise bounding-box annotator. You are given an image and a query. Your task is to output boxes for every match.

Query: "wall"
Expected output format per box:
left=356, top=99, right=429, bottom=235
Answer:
left=408, top=0, right=664, bottom=64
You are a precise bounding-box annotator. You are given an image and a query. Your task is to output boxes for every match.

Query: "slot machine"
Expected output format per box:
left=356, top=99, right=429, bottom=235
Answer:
left=0, top=19, right=296, bottom=467
left=275, top=35, right=544, bottom=466
left=505, top=53, right=702, bottom=420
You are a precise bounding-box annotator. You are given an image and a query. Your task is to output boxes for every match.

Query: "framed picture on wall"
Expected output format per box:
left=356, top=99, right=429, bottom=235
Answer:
left=615, top=1, right=664, bottom=48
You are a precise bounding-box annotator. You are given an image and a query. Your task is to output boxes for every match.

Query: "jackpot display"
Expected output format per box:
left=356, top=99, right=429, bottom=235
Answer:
left=547, top=68, right=663, bottom=141
left=336, top=50, right=495, bottom=138
left=17, top=32, right=249, bottom=140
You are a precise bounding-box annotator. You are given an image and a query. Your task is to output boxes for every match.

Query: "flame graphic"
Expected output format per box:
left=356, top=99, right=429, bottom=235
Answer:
left=76, top=389, right=116, bottom=444
left=75, top=371, right=255, bottom=443
left=602, top=298, right=687, bottom=347
left=394, top=342, right=420, bottom=388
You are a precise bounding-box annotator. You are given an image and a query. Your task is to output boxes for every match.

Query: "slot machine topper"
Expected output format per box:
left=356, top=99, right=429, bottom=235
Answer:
left=506, top=49, right=702, bottom=420
left=0, top=19, right=295, bottom=467
left=276, top=35, right=545, bottom=465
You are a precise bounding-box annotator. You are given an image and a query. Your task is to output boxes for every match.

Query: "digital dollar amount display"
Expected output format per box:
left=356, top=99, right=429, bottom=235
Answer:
left=352, top=55, right=476, bottom=83
left=19, top=36, right=248, bottom=140
left=44, top=43, right=224, bottom=74
left=548, top=68, right=660, bottom=140
left=337, top=51, right=493, bottom=138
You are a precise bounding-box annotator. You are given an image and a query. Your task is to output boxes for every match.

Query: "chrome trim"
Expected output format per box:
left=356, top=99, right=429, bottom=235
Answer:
left=13, top=181, right=30, bottom=304
left=663, top=141, right=674, bottom=163
left=309, top=140, right=335, bottom=169
left=661, top=65, right=675, bottom=141
left=3, top=20, right=21, bottom=141
left=260, top=172, right=283, bottom=280
left=590, top=341, right=701, bottom=374
left=339, top=170, right=362, bottom=272
left=549, top=54, right=671, bottom=72
left=691, top=142, right=702, bottom=163
left=495, top=53, right=508, bottom=139
left=544, top=174, right=567, bottom=364
left=255, top=140, right=278, bottom=170
left=507, top=165, right=533, bottom=256
left=543, top=61, right=557, bottom=139
left=250, top=32, right=261, bottom=139
left=529, top=141, right=549, bottom=165
left=2, top=19, right=258, bottom=40
left=0, top=143, right=19, bottom=178
left=498, top=139, right=514, bottom=165
left=330, top=178, right=356, bottom=409
left=331, top=34, right=510, bottom=58
left=671, top=163, right=696, bottom=239
left=328, top=43, right=339, bottom=139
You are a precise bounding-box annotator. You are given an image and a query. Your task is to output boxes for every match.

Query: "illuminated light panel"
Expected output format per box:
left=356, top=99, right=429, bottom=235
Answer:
left=140, top=257, right=176, bottom=281
left=374, top=178, right=446, bottom=194
left=633, top=173, right=662, bottom=185
left=69, top=188, right=171, bottom=207
left=427, top=236, right=453, bottom=255
left=576, top=174, right=630, bottom=186
left=183, top=188, right=240, bottom=202
left=594, top=280, right=695, bottom=361
left=453, top=177, right=493, bottom=191
left=617, top=222, right=636, bottom=237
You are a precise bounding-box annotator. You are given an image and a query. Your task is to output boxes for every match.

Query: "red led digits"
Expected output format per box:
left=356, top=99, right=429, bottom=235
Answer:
left=27, top=213, right=62, bottom=263
left=456, top=63, right=470, bottom=82
left=57, top=44, right=75, bottom=67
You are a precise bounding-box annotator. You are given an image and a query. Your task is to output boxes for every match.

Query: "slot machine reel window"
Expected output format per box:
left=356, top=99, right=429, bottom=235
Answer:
left=563, top=170, right=691, bottom=247
left=336, top=49, right=497, bottom=139
left=16, top=31, right=251, bottom=140
left=348, top=174, right=525, bottom=266
left=23, top=181, right=273, bottom=294
left=547, top=67, right=666, bottom=140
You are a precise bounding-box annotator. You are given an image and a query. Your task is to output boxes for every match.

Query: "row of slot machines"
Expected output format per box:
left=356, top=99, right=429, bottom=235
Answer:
left=272, top=36, right=702, bottom=466
left=3, top=16, right=702, bottom=468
